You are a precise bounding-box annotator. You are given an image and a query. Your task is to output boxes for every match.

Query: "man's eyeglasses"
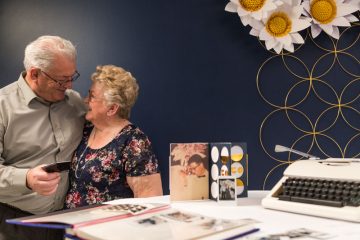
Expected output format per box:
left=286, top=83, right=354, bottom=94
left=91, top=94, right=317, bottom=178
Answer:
left=41, top=70, right=80, bottom=87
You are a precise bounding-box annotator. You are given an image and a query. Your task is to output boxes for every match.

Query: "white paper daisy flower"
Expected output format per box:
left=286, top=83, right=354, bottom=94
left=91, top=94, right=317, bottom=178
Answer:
left=225, top=0, right=281, bottom=26
left=302, top=0, right=359, bottom=39
left=249, top=0, right=311, bottom=54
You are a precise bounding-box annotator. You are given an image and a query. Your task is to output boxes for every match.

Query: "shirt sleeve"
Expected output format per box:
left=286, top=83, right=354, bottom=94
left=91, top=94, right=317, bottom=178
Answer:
left=0, top=118, right=32, bottom=196
left=123, top=130, right=159, bottom=177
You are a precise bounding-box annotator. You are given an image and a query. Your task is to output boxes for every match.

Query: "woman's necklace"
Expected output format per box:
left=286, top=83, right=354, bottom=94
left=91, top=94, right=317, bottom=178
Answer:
left=73, top=123, right=128, bottom=179
left=74, top=128, right=97, bottom=179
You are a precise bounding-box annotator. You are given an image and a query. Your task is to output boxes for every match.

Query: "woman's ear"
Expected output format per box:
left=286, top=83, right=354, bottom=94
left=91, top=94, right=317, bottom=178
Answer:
left=107, top=103, right=120, bottom=116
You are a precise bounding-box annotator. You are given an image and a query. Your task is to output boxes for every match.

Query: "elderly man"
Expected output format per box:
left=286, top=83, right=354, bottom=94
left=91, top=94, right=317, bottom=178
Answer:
left=0, top=35, right=86, bottom=240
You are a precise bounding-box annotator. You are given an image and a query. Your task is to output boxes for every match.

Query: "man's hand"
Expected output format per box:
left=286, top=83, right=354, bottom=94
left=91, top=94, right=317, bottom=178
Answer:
left=26, top=165, right=61, bottom=196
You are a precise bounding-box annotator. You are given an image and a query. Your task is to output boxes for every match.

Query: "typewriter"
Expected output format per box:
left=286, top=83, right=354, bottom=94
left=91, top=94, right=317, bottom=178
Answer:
left=262, top=158, right=360, bottom=222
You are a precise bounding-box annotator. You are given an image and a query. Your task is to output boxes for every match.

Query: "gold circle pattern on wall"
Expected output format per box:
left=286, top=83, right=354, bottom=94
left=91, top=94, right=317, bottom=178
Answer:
left=257, top=25, right=360, bottom=189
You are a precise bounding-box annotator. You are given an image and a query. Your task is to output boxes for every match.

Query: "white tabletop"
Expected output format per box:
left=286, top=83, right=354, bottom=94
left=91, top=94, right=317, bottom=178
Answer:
left=107, top=191, right=360, bottom=240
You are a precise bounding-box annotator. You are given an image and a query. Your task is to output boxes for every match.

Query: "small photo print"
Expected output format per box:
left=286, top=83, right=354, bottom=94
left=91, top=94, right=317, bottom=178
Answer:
left=135, top=216, right=167, bottom=227
left=161, top=211, right=199, bottom=223
left=217, top=176, right=237, bottom=203
left=244, top=228, right=335, bottom=240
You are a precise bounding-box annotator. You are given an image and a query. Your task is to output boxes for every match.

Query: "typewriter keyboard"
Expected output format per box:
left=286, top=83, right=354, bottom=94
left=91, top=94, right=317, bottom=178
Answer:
left=277, top=177, right=360, bottom=207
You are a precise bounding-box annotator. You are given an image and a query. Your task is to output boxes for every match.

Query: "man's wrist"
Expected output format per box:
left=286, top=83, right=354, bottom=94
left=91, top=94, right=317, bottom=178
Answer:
left=25, top=169, right=32, bottom=190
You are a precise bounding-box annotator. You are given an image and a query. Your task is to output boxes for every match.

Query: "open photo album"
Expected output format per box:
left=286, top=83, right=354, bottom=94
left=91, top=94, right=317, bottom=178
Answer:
left=6, top=203, right=169, bottom=229
left=65, top=208, right=259, bottom=240
left=7, top=202, right=259, bottom=240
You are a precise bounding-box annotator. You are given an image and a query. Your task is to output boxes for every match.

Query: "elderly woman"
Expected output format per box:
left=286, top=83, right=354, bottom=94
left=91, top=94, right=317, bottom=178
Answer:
left=65, top=65, right=162, bottom=208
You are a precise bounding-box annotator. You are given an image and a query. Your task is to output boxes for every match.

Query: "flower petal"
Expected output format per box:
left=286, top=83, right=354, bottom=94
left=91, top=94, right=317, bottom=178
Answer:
left=262, top=11, right=269, bottom=20
left=345, top=14, right=359, bottom=22
left=277, top=34, right=292, bottom=46
left=282, top=0, right=293, bottom=5
left=302, top=2, right=311, bottom=14
left=237, top=6, right=249, bottom=16
left=284, top=43, right=294, bottom=53
left=225, top=2, right=237, bottom=12
left=331, top=26, right=340, bottom=39
left=274, top=0, right=284, bottom=7
left=274, top=43, right=284, bottom=54
left=321, top=25, right=341, bottom=39
left=266, top=1, right=280, bottom=11
left=240, top=16, right=252, bottom=26
left=291, top=19, right=311, bottom=32
left=293, top=0, right=302, bottom=6
left=320, top=24, right=334, bottom=36
left=290, top=33, right=305, bottom=44
left=265, top=38, right=277, bottom=50
left=311, top=24, right=322, bottom=38
left=331, top=16, right=351, bottom=26
left=293, top=7, right=303, bottom=19
left=249, top=19, right=264, bottom=30
left=337, top=4, right=359, bottom=17
left=259, top=28, right=272, bottom=41
left=250, top=28, right=260, bottom=37
left=252, top=10, right=263, bottom=21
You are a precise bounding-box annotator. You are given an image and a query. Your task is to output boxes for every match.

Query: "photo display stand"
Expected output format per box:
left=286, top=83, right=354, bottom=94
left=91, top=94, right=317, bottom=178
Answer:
left=210, top=142, right=248, bottom=201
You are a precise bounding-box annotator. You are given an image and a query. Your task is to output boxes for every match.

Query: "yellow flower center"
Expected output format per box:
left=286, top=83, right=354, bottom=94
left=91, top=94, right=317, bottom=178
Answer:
left=239, top=0, right=266, bottom=12
left=266, top=12, right=292, bottom=37
left=310, top=0, right=337, bottom=24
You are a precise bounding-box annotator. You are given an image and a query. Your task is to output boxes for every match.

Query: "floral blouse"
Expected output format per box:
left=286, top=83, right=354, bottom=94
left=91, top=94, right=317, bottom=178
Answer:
left=65, top=122, right=159, bottom=209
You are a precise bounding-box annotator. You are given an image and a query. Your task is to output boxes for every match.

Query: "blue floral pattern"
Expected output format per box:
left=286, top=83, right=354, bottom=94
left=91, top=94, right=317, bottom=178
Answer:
left=65, top=122, right=159, bottom=208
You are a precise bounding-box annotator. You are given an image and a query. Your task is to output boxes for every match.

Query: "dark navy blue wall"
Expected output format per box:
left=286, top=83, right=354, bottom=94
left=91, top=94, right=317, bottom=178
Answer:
left=1, top=1, right=359, bottom=194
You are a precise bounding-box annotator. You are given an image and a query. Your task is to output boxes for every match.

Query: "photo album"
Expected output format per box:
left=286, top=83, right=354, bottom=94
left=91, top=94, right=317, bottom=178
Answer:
left=6, top=203, right=170, bottom=229
left=6, top=202, right=259, bottom=240
left=68, top=208, right=259, bottom=240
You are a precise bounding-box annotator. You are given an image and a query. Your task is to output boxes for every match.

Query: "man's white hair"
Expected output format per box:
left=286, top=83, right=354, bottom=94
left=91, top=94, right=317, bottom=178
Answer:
left=23, top=35, right=77, bottom=71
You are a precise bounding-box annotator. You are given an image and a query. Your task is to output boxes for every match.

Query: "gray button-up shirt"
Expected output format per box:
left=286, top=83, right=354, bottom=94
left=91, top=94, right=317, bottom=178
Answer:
left=0, top=72, right=86, bottom=214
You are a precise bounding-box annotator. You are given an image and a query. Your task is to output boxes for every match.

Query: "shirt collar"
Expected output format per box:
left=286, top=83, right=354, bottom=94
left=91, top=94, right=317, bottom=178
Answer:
left=18, top=72, right=38, bottom=106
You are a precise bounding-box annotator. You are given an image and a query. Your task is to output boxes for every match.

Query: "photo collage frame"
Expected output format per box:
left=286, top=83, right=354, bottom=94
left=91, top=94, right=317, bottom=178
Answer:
left=169, top=142, right=248, bottom=202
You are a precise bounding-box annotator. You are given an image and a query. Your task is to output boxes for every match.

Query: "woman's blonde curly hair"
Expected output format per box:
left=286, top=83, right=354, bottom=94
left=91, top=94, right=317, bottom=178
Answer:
left=91, top=65, right=139, bottom=119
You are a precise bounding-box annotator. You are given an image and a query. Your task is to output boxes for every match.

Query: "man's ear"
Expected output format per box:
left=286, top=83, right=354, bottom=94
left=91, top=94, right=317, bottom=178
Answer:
left=107, top=103, right=120, bottom=116
left=29, top=68, right=40, bottom=80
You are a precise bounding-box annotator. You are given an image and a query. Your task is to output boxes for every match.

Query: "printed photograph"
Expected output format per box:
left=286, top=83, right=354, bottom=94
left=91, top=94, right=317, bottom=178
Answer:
left=217, top=176, right=237, bottom=202
left=170, top=143, right=209, bottom=201
left=162, top=211, right=198, bottom=223
left=245, top=228, right=335, bottom=240
left=136, top=216, right=167, bottom=227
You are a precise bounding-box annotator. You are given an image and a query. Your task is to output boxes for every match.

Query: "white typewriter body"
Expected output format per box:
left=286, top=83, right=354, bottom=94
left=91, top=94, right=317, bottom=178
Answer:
left=261, top=159, right=360, bottom=222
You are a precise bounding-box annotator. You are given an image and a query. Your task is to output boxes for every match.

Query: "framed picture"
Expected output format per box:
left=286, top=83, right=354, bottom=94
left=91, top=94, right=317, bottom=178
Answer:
left=217, top=176, right=237, bottom=204
left=169, top=143, right=209, bottom=201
